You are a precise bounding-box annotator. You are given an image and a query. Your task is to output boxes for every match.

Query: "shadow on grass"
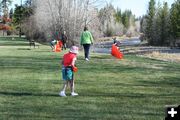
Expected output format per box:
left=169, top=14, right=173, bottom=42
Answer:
left=17, top=48, right=31, bottom=50
left=0, top=55, right=160, bottom=74
left=138, top=76, right=180, bottom=88
left=79, top=90, right=180, bottom=98
left=1, top=89, right=179, bottom=99
left=0, top=90, right=146, bottom=99
left=0, top=56, right=59, bottom=72
left=0, top=37, right=27, bottom=41
left=0, top=91, right=58, bottom=97
left=91, top=55, right=112, bottom=59
left=0, top=43, right=29, bottom=46
left=78, top=65, right=165, bottom=74
left=162, top=64, right=180, bottom=71
left=34, top=50, right=53, bottom=52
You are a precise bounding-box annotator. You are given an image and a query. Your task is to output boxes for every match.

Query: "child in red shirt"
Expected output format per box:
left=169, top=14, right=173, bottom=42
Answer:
left=59, top=46, right=79, bottom=97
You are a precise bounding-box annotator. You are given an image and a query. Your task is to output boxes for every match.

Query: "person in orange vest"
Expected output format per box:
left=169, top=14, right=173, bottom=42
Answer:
left=59, top=46, right=79, bottom=97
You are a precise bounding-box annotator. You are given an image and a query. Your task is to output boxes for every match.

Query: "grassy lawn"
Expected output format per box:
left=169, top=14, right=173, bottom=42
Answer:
left=0, top=37, right=180, bottom=120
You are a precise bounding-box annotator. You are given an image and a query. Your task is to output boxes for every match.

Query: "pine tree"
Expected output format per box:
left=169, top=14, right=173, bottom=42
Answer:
left=170, top=0, right=180, bottom=45
left=170, top=0, right=180, bottom=38
left=121, top=10, right=132, bottom=29
left=160, top=2, right=170, bottom=45
left=146, top=0, right=156, bottom=45
left=9, top=8, right=13, bottom=19
left=114, top=8, right=121, bottom=23
left=151, top=2, right=161, bottom=45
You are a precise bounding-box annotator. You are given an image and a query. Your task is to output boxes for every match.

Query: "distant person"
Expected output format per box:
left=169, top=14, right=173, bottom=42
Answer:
left=61, top=31, right=67, bottom=50
left=59, top=46, right=79, bottom=97
left=112, top=37, right=121, bottom=47
left=112, top=37, right=117, bottom=44
left=80, top=26, right=93, bottom=61
left=50, top=39, right=57, bottom=50
left=57, top=39, right=63, bottom=48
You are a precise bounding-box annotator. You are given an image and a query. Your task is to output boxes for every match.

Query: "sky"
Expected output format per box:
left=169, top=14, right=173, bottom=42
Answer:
left=11, top=0, right=175, bottom=17
left=10, top=0, right=25, bottom=10
left=107, top=0, right=175, bottom=17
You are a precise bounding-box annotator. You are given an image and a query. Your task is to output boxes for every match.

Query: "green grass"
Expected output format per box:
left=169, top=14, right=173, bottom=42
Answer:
left=0, top=37, right=180, bottom=120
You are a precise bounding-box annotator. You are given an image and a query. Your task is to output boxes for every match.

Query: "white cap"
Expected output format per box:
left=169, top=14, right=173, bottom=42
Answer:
left=70, top=46, right=79, bottom=54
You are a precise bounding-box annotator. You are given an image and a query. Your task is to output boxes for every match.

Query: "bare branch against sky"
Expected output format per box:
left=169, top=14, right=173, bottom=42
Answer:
left=11, top=0, right=175, bottom=17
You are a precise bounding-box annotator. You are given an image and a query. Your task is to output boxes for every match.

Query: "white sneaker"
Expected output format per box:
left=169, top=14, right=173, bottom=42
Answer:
left=85, top=58, right=89, bottom=61
left=59, top=91, right=66, bottom=97
left=71, top=92, right=78, bottom=96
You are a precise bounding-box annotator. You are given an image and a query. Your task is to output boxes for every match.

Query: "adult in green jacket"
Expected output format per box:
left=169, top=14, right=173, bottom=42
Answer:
left=80, top=26, right=93, bottom=61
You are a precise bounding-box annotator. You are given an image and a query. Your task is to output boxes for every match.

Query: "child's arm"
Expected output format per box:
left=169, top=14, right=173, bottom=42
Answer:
left=71, top=57, right=78, bottom=72
left=71, top=57, right=77, bottom=67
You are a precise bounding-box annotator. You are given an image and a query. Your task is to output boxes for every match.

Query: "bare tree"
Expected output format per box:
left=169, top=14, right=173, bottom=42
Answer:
left=33, top=0, right=103, bottom=45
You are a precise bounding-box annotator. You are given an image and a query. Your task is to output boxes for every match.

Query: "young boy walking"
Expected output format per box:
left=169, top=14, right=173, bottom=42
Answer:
left=59, top=46, right=79, bottom=97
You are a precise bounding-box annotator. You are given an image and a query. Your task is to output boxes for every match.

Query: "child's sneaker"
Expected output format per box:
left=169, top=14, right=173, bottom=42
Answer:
left=59, top=91, right=66, bottom=97
left=71, top=92, right=78, bottom=96
left=85, top=58, right=89, bottom=61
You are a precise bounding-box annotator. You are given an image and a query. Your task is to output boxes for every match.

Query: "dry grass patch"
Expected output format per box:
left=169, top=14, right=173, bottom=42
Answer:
left=142, top=51, right=180, bottom=62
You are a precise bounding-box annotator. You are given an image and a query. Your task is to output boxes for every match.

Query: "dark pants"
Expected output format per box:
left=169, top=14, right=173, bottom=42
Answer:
left=83, top=44, right=91, bottom=59
left=62, top=42, right=66, bottom=50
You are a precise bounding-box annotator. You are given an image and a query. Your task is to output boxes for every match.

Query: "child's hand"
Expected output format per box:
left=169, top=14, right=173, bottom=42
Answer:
left=73, top=66, right=78, bottom=72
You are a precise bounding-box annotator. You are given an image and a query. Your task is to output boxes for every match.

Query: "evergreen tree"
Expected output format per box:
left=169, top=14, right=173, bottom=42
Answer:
left=151, top=1, right=170, bottom=46
left=141, top=0, right=179, bottom=46
left=13, top=5, right=24, bottom=26
left=152, top=2, right=161, bottom=45
left=9, top=8, right=13, bottom=19
left=146, top=0, right=156, bottom=45
left=13, top=0, right=34, bottom=37
left=170, top=0, right=180, bottom=45
left=114, top=8, right=121, bottom=23
left=160, top=2, right=170, bottom=45
left=140, top=15, right=147, bottom=34
left=121, top=10, right=132, bottom=29
left=25, top=0, right=32, bottom=7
